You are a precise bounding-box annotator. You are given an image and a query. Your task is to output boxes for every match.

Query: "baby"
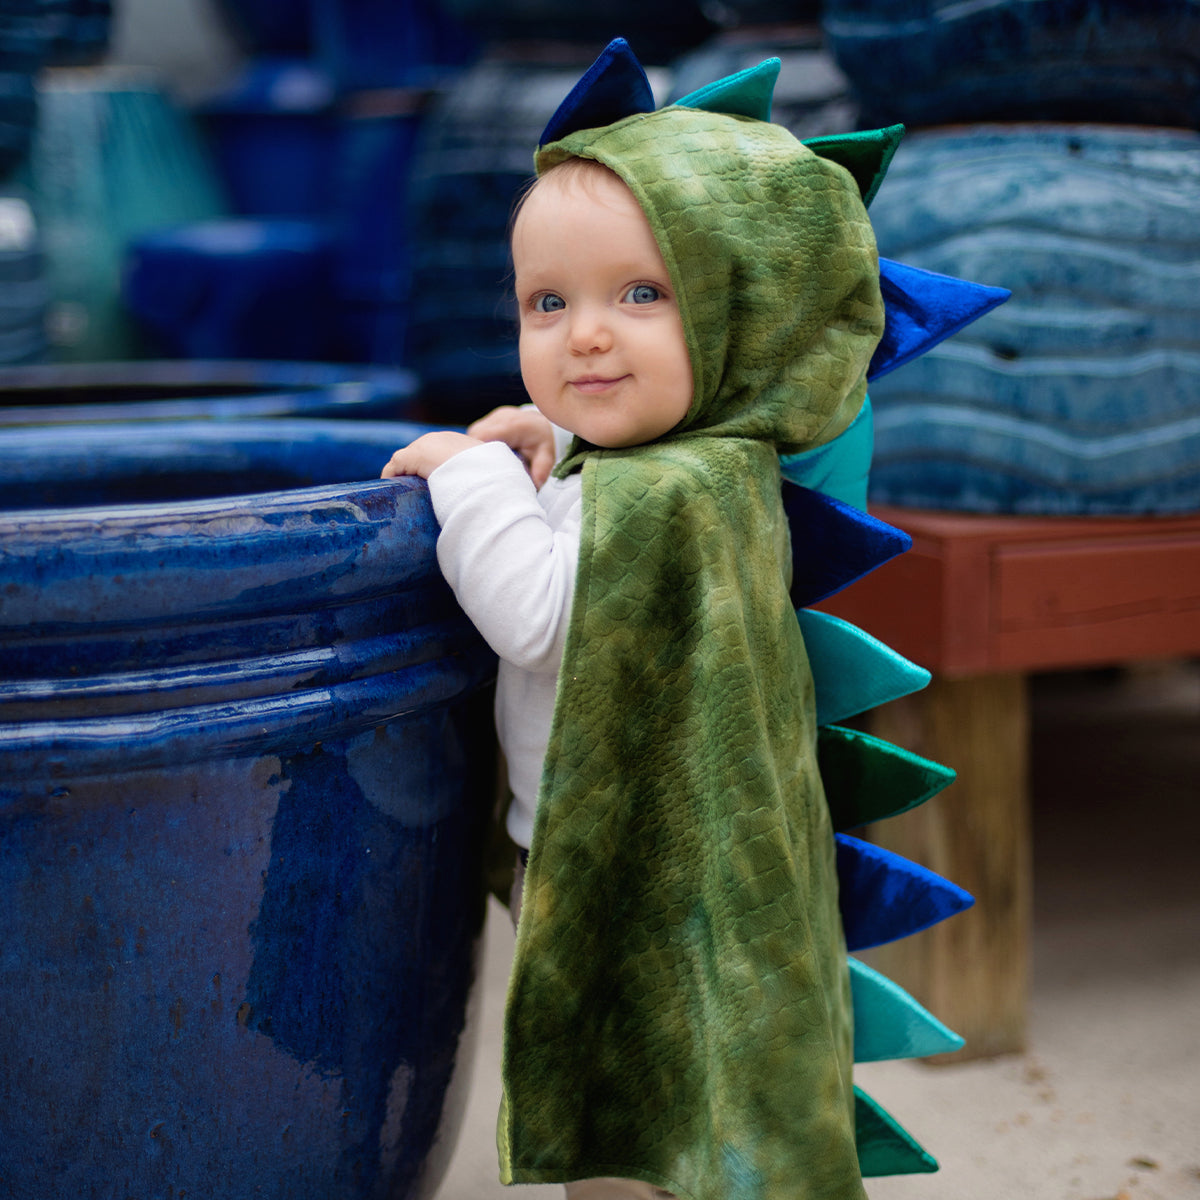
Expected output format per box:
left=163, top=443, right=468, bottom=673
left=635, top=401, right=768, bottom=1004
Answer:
left=383, top=50, right=885, bottom=1200
left=383, top=156, right=691, bottom=870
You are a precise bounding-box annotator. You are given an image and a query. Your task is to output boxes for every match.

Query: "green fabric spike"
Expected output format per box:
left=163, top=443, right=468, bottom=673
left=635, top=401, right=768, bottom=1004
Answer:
left=797, top=607, right=930, bottom=726
left=803, top=124, right=904, bottom=207
left=672, top=57, right=781, bottom=122
left=849, top=957, right=965, bottom=1062
left=855, top=1087, right=939, bottom=1176
left=818, top=724, right=955, bottom=832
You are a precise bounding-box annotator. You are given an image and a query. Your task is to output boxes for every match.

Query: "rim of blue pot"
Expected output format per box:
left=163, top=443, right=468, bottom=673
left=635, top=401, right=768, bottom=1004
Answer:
left=0, top=419, right=495, bottom=778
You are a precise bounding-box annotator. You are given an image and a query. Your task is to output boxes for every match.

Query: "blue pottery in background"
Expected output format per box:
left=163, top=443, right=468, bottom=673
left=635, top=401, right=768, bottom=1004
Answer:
left=0, top=419, right=498, bottom=1198
left=196, top=59, right=340, bottom=218
left=331, top=94, right=428, bottom=365
left=214, top=0, right=314, bottom=56
left=19, top=68, right=227, bottom=362
left=866, top=124, right=1200, bottom=515
left=0, top=359, right=420, bottom=426
left=312, top=0, right=478, bottom=92
left=149, top=72, right=428, bottom=365
left=822, top=0, right=1200, bottom=129
left=668, top=26, right=857, bottom=140
left=43, top=0, right=113, bottom=66
left=124, top=219, right=342, bottom=361
left=443, top=0, right=714, bottom=65
left=404, top=52, right=588, bottom=419
left=0, top=190, right=47, bottom=365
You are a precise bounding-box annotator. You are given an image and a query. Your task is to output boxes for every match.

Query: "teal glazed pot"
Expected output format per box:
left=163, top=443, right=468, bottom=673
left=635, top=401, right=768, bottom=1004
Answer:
left=0, top=359, right=420, bottom=427
left=0, top=420, right=497, bottom=1199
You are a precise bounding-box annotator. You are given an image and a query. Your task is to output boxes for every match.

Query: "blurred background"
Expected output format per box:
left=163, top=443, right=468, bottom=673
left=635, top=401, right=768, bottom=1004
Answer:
left=0, top=0, right=1194, bottom=513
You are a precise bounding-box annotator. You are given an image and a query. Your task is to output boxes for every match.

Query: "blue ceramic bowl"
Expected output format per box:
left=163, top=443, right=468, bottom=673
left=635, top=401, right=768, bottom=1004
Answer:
left=0, top=419, right=497, bottom=1198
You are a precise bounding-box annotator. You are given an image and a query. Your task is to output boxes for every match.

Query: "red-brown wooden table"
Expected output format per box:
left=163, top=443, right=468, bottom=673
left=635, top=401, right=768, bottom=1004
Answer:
left=823, top=508, right=1200, bottom=1059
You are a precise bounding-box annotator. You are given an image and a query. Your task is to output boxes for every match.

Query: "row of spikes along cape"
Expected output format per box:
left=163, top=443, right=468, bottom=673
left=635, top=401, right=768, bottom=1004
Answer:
left=511, top=36, right=1011, bottom=1189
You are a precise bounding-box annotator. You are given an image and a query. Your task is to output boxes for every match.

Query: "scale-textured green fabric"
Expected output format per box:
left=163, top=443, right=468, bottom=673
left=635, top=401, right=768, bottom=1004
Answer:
left=500, top=107, right=885, bottom=1199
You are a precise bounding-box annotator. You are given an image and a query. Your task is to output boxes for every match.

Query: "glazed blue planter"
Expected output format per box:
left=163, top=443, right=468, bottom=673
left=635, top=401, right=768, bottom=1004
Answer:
left=0, top=419, right=497, bottom=1198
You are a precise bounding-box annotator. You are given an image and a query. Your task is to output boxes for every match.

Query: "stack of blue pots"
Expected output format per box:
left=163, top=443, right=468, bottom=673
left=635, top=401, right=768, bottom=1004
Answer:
left=824, top=0, right=1200, bottom=514
left=123, top=0, right=478, bottom=368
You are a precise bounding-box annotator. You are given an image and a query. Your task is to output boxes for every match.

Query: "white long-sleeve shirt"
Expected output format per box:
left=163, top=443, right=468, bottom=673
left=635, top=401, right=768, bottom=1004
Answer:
left=426, top=433, right=582, bottom=848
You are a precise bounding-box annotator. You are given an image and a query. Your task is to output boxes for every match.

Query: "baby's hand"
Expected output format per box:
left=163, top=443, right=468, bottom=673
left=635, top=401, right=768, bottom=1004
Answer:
left=468, top=405, right=556, bottom=488
left=381, top=431, right=482, bottom=480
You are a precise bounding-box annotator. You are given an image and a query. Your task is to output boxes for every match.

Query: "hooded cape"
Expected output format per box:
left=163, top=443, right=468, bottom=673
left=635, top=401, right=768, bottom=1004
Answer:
left=500, top=105, right=885, bottom=1199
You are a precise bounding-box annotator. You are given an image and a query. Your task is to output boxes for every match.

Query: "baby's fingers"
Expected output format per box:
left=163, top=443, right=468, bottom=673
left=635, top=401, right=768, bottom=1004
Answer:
left=527, top=440, right=556, bottom=488
left=380, top=448, right=416, bottom=478
left=467, top=405, right=524, bottom=442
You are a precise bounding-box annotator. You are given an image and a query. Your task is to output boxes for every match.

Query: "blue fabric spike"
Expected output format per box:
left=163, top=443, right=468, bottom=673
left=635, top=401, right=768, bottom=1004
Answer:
left=869, top=257, right=1011, bottom=381
left=836, top=834, right=974, bottom=952
left=819, top=725, right=955, bottom=831
left=855, top=1088, right=940, bottom=1176
left=780, top=398, right=873, bottom=510
left=539, top=38, right=655, bottom=148
left=673, top=57, right=781, bottom=122
left=782, top=484, right=910, bottom=609
left=849, top=957, right=964, bottom=1062
left=798, top=609, right=930, bottom=725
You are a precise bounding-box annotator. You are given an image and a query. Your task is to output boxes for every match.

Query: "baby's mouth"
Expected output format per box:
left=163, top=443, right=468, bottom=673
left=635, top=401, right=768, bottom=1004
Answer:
left=570, top=375, right=627, bottom=394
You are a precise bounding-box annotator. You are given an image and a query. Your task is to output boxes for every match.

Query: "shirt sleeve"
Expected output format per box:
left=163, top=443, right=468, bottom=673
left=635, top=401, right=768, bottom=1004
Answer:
left=427, top=440, right=581, bottom=672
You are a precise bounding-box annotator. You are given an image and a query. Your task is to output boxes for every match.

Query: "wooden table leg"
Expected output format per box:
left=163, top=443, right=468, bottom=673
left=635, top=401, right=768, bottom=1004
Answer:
left=862, top=672, right=1032, bottom=1060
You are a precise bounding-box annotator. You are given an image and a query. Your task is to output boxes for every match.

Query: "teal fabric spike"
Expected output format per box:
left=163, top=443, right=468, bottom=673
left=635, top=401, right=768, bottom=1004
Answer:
left=803, top=124, right=904, bottom=207
left=849, top=957, right=965, bottom=1062
left=780, top=397, right=873, bottom=510
left=672, top=57, right=781, bottom=122
left=798, top=608, right=930, bottom=726
left=818, top=724, right=954, bottom=831
left=855, top=1087, right=939, bottom=1176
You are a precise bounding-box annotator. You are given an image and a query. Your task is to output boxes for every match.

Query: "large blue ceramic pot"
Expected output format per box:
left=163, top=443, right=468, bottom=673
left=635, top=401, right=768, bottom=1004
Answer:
left=0, top=419, right=497, bottom=1199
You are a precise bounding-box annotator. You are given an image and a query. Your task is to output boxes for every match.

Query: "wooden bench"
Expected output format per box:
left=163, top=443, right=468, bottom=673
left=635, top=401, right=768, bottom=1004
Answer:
left=822, top=507, right=1200, bottom=1060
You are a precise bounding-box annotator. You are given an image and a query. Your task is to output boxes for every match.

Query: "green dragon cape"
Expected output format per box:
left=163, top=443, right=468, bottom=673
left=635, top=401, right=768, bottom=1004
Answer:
left=500, top=105, right=885, bottom=1200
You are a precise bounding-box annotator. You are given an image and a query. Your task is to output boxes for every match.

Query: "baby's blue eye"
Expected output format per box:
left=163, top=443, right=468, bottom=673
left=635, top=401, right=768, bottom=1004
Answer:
left=533, top=293, right=566, bottom=313
left=625, top=284, right=661, bottom=305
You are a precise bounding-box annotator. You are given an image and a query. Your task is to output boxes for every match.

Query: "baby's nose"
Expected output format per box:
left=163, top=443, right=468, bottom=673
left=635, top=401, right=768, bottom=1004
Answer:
left=568, top=305, right=613, bottom=353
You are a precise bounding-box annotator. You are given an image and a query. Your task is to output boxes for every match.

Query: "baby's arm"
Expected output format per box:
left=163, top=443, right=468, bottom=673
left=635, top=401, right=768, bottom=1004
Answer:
left=389, top=440, right=580, bottom=671
left=381, top=430, right=482, bottom=480
left=382, top=406, right=557, bottom=485
left=467, top=405, right=557, bottom=487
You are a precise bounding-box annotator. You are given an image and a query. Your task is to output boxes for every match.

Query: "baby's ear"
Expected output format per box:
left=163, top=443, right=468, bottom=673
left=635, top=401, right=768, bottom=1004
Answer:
left=539, top=38, right=654, bottom=148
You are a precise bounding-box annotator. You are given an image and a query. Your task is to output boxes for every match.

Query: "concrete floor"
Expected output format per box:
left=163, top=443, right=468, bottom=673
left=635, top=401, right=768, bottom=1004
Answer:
left=433, top=663, right=1200, bottom=1200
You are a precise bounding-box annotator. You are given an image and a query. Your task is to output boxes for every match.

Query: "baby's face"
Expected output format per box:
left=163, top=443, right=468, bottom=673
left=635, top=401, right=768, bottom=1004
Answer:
left=512, top=164, right=693, bottom=448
